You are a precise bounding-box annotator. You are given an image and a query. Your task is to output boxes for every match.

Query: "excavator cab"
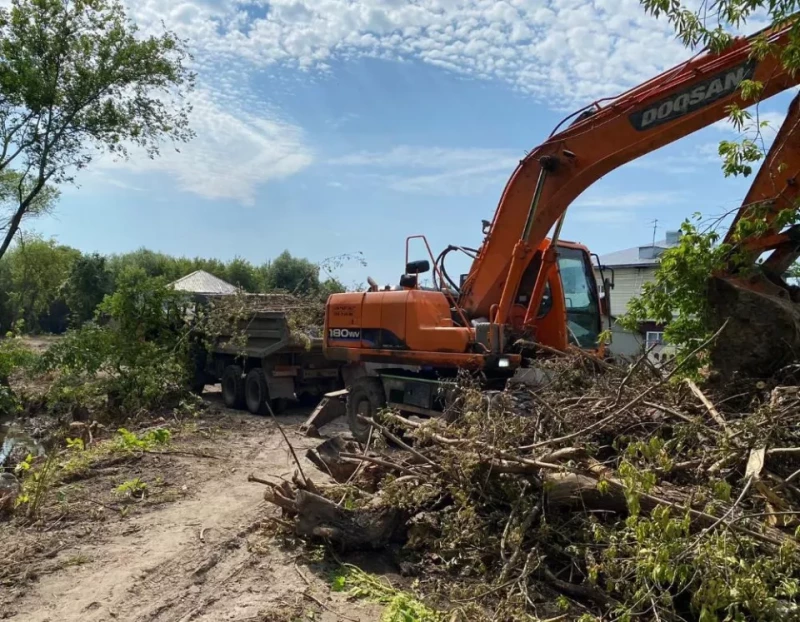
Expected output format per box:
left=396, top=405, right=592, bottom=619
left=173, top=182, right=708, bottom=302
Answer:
left=511, top=242, right=603, bottom=351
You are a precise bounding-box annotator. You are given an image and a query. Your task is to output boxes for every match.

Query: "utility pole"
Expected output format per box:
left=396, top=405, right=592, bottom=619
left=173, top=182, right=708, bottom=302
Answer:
left=650, top=219, right=658, bottom=247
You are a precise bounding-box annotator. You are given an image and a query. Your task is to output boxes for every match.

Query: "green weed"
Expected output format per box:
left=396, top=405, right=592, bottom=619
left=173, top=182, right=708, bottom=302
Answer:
left=61, top=426, right=172, bottom=477
left=114, top=427, right=171, bottom=451
left=14, top=450, right=59, bottom=518
left=330, top=564, right=441, bottom=622
left=114, top=477, right=148, bottom=499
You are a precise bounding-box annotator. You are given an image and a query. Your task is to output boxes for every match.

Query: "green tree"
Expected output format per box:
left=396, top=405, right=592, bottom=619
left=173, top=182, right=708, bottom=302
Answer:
left=107, top=248, right=182, bottom=282
left=62, top=252, right=113, bottom=324
left=4, top=232, right=79, bottom=329
left=225, top=256, right=258, bottom=292
left=263, top=250, right=321, bottom=294
left=619, top=217, right=730, bottom=361
left=1, top=170, right=59, bottom=243
left=0, top=0, right=195, bottom=261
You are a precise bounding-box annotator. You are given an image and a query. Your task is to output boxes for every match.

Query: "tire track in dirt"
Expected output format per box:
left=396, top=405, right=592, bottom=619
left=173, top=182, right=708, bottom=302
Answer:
left=4, top=408, right=381, bottom=622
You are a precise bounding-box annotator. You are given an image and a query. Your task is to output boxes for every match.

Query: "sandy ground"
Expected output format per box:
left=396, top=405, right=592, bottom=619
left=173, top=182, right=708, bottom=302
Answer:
left=0, top=392, right=387, bottom=622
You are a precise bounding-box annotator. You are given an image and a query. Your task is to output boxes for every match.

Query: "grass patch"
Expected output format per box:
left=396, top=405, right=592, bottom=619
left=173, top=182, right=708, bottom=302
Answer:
left=330, top=564, right=442, bottom=622
left=62, top=426, right=172, bottom=477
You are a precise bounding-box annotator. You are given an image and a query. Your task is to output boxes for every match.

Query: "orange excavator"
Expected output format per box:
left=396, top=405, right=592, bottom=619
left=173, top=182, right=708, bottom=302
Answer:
left=323, top=19, right=800, bottom=440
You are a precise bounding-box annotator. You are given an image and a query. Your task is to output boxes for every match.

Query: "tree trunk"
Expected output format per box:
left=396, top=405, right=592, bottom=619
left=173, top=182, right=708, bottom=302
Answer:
left=293, top=490, right=406, bottom=549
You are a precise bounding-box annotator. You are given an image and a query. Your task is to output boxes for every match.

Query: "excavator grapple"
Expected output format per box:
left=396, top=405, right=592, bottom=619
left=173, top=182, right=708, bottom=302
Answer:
left=708, top=275, right=800, bottom=377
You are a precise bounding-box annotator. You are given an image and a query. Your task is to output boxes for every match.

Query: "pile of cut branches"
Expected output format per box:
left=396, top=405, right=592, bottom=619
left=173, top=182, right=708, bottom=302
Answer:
left=190, top=290, right=326, bottom=357
left=257, top=353, right=800, bottom=621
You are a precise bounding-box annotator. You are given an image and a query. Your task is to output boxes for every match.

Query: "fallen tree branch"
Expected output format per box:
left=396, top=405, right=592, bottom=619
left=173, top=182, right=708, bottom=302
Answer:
left=685, top=378, right=729, bottom=433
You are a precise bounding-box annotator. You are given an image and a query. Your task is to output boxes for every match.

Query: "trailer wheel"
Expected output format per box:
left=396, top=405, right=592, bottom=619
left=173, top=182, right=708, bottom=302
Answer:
left=346, top=377, right=386, bottom=444
left=221, top=365, right=245, bottom=410
left=245, top=368, right=270, bottom=416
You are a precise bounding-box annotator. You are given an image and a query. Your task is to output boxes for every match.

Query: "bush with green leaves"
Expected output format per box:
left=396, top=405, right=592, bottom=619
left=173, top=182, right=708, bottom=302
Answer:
left=40, top=267, right=193, bottom=415
left=618, top=216, right=727, bottom=364
left=0, top=328, right=38, bottom=415
left=620, top=204, right=800, bottom=373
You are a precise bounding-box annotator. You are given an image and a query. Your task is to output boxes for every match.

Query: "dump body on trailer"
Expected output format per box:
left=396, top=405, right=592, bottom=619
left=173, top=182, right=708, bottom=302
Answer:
left=190, top=294, right=344, bottom=415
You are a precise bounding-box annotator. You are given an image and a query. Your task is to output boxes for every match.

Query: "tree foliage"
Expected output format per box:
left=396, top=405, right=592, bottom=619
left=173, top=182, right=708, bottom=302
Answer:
left=3, top=232, right=78, bottom=329
left=41, top=267, right=191, bottom=414
left=624, top=0, right=800, bottom=362
left=0, top=0, right=195, bottom=259
left=0, top=169, right=59, bottom=240
left=0, top=239, right=352, bottom=333
left=264, top=250, right=323, bottom=294
left=619, top=217, right=728, bottom=355
left=61, top=252, right=113, bottom=324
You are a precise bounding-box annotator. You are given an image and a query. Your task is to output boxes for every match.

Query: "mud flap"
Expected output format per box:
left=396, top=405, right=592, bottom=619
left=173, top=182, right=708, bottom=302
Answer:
left=265, top=376, right=296, bottom=401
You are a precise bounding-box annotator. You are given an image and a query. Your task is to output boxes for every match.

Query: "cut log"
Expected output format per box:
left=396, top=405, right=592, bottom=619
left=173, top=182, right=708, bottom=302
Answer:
left=294, top=490, right=406, bottom=549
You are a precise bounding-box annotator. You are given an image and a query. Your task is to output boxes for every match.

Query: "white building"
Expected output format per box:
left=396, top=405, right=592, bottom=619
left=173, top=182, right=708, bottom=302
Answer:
left=594, top=231, right=680, bottom=362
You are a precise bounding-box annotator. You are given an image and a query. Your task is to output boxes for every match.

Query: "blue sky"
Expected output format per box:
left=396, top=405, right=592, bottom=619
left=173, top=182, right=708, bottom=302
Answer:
left=30, top=0, right=796, bottom=287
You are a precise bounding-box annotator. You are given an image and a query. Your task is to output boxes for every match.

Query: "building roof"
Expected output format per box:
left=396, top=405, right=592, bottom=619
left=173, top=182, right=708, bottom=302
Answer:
left=597, top=238, right=678, bottom=268
left=169, top=270, right=238, bottom=295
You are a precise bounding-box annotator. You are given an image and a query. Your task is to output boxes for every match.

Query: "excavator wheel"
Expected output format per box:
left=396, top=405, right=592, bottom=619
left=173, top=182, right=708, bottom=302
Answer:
left=346, top=377, right=386, bottom=444
left=707, top=275, right=800, bottom=378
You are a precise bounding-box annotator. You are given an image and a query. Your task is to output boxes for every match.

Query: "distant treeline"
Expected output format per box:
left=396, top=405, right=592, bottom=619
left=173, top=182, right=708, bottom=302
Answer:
left=0, top=233, right=345, bottom=334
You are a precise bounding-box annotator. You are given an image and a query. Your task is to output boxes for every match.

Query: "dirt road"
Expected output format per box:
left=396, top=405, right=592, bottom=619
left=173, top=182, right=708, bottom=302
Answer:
left=0, top=396, right=386, bottom=622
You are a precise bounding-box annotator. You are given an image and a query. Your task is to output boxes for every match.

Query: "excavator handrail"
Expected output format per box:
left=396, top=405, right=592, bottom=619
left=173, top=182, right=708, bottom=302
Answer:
left=405, top=235, right=471, bottom=329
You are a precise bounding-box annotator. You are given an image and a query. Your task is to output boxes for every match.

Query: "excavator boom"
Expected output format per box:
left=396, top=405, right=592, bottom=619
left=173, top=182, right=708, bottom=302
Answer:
left=461, top=19, right=800, bottom=331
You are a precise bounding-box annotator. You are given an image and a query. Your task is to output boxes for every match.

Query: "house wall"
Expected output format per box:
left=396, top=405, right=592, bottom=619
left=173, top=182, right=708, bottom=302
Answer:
left=594, top=265, right=659, bottom=359
left=604, top=319, right=644, bottom=358
left=595, top=265, right=657, bottom=317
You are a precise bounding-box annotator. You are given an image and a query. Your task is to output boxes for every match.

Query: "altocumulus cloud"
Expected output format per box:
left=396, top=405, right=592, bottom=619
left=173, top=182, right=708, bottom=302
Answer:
left=124, top=0, right=694, bottom=108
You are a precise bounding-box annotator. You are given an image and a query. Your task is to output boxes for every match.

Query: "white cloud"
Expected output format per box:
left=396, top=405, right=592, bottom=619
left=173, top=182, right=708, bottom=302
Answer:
left=571, top=190, right=684, bottom=224
left=574, top=190, right=685, bottom=209
left=330, top=145, right=519, bottom=196
left=122, top=0, right=695, bottom=108
left=95, top=88, right=313, bottom=205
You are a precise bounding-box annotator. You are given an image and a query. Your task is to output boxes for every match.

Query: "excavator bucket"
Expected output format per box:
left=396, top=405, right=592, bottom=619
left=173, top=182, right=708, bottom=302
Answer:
left=707, top=274, right=800, bottom=378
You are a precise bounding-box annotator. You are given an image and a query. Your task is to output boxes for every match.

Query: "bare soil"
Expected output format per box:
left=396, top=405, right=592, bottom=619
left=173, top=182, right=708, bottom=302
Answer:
left=0, top=392, right=387, bottom=622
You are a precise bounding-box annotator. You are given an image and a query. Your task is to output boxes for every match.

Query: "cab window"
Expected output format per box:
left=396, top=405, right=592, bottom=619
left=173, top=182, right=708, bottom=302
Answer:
left=557, top=247, right=601, bottom=349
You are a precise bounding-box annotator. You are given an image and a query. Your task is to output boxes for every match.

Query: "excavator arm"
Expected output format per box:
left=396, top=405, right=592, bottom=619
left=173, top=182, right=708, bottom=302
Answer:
left=723, top=93, right=800, bottom=280
left=459, top=18, right=800, bottom=344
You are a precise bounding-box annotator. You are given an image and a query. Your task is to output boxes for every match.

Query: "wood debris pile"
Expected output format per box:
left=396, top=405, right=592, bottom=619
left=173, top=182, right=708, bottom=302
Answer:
left=198, top=290, right=327, bottom=340
left=256, top=354, right=800, bottom=621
